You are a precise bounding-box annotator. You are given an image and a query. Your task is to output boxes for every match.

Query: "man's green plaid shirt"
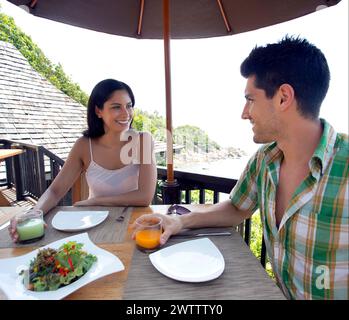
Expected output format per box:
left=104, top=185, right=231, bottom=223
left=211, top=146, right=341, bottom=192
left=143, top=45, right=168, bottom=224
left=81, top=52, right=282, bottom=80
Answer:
left=230, top=119, right=348, bottom=299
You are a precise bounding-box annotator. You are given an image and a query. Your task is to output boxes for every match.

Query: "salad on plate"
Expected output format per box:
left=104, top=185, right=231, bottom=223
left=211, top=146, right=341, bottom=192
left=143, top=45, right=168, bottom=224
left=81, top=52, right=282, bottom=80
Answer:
left=20, top=241, right=97, bottom=291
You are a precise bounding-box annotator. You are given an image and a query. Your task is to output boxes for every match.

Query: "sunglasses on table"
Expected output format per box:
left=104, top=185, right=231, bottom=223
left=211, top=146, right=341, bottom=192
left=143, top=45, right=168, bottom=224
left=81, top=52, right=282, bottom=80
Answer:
left=166, top=204, right=191, bottom=215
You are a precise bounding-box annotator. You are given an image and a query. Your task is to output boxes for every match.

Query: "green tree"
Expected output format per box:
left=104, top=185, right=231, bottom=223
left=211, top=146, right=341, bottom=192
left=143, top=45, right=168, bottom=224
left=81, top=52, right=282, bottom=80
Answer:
left=0, top=11, right=88, bottom=106
left=174, top=125, right=220, bottom=153
left=249, top=212, right=275, bottom=279
left=133, top=110, right=166, bottom=142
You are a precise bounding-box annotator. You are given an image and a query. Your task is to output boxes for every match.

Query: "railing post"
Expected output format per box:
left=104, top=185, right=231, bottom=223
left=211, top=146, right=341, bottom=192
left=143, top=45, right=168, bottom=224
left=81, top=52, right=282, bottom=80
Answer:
left=260, top=237, right=267, bottom=267
left=244, top=218, right=251, bottom=245
left=199, top=189, right=205, bottom=204
left=1, top=140, right=12, bottom=187
left=185, top=190, right=191, bottom=204
left=213, top=191, right=219, bottom=203
left=50, top=159, right=60, bottom=180
left=4, top=157, right=13, bottom=188
left=37, top=147, right=46, bottom=196
left=12, top=153, right=24, bottom=201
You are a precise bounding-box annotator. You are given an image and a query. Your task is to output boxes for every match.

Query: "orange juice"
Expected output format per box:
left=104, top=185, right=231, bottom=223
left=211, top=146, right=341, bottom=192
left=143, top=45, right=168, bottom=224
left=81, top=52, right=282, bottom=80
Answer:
left=135, top=229, right=161, bottom=249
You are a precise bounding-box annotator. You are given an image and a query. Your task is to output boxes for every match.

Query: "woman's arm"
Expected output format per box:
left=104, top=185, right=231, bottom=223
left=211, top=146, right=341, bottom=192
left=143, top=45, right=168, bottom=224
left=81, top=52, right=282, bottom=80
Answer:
left=9, top=138, right=86, bottom=242
left=75, top=132, right=157, bottom=207
left=34, top=138, right=86, bottom=214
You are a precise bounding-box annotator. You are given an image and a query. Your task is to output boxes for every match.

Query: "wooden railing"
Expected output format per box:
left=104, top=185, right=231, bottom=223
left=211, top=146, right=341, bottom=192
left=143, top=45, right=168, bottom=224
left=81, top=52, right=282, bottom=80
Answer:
left=0, top=139, right=266, bottom=267
left=0, top=139, right=72, bottom=205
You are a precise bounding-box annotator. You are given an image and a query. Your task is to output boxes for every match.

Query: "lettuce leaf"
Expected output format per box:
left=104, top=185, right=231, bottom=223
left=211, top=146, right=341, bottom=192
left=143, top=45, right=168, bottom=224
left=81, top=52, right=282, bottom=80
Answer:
left=25, top=241, right=97, bottom=291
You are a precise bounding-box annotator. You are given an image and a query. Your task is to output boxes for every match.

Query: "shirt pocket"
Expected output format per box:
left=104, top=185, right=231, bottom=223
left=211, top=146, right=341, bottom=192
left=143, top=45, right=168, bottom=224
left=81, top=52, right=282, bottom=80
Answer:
left=291, top=209, right=348, bottom=258
left=309, top=211, right=349, bottom=258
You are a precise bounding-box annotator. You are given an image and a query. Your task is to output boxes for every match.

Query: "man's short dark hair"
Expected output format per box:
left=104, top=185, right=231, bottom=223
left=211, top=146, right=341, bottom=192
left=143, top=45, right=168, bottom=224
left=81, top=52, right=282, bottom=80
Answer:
left=240, top=35, right=330, bottom=119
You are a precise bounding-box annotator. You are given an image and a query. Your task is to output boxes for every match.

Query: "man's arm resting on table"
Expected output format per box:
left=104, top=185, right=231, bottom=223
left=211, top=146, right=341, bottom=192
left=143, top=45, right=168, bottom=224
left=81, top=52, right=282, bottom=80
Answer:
left=137, top=200, right=254, bottom=245
left=180, top=200, right=253, bottom=229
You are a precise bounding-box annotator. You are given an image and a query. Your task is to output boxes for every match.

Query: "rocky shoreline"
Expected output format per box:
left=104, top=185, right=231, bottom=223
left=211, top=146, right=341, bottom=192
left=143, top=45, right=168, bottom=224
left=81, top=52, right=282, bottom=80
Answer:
left=174, top=146, right=247, bottom=168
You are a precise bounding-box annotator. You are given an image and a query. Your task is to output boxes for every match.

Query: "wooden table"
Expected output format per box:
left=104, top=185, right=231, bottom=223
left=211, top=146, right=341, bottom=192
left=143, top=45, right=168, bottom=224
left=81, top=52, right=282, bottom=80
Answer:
left=0, top=149, right=24, bottom=206
left=0, top=149, right=24, bottom=161
left=0, top=205, right=285, bottom=300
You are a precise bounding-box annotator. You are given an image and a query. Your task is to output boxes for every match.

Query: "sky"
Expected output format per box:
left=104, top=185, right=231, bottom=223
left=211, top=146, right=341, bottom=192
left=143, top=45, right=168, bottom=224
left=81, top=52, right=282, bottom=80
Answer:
left=0, top=0, right=348, bottom=155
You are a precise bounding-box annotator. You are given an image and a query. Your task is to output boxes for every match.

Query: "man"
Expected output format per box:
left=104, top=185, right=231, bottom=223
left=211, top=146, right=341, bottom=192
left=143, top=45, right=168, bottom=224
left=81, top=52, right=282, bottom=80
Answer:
left=135, top=36, right=348, bottom=299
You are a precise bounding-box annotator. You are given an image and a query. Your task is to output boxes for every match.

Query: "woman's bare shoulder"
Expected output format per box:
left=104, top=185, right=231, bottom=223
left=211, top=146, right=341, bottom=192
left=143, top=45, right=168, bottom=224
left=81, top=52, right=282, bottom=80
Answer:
left=70, top=136, right=90, bottom=154
left=74, top=136, right=89, bottom=146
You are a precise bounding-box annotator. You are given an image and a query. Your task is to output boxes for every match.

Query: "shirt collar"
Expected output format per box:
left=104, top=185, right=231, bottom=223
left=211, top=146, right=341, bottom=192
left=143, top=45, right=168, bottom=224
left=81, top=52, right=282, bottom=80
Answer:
left=311, top=118, right=337, bottom=176
left=263, top=141, right=282, bottom=165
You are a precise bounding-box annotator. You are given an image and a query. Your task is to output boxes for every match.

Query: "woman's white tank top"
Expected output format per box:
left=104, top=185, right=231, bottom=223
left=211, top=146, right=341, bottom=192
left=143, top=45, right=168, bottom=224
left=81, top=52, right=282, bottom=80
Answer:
left=85, top=139, right=140, bottom=199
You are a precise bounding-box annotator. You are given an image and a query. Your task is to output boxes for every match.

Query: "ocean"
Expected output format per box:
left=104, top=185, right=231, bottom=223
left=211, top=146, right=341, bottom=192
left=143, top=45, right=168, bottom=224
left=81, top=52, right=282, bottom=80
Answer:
left=175, top=156, right=250, bottom=180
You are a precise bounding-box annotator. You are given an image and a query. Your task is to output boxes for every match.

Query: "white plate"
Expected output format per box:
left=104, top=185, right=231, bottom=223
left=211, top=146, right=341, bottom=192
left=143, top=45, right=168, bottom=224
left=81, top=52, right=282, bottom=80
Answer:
left=149, top=238, right=225, bottom=282
left=51, top=210, right=109, bottom=231
left=0, top=233, right=124, bottom=300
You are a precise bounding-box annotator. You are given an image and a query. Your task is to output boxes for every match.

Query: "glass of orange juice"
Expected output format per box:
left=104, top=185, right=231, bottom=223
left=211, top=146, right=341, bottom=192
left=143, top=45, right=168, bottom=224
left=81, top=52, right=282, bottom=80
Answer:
left=135, top=216, right=162, bottom=253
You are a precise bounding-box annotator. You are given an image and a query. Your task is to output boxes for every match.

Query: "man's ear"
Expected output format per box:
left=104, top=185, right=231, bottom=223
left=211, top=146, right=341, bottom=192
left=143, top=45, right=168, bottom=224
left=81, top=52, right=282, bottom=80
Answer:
left=95, top=106, right=102, bottom=118
left=278, top=84, right=295, bottom=111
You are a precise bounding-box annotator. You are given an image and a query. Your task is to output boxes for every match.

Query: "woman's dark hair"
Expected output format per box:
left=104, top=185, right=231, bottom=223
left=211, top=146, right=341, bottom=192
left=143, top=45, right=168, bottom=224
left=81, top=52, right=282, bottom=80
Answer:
left=240, top=35, right=330, bottom=119
left=83, top=79, right=135, bottom=138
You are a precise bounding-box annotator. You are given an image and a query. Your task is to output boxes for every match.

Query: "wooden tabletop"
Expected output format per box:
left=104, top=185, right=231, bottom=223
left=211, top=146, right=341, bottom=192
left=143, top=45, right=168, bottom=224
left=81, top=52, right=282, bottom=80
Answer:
left=0, top=149, right=23, bottom=161
left=0, top=205, right=285, bottom=300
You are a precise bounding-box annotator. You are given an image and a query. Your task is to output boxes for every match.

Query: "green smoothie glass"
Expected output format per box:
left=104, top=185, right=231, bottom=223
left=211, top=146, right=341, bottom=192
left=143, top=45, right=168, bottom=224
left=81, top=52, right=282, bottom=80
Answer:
left=16, top=209, right=45, bottom=243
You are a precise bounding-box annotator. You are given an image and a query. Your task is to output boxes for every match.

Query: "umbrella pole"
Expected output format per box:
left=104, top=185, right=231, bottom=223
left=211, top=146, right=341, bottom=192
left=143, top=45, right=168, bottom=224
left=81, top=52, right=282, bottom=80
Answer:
left=161, top=0, right=181, bottom=204
left=163, top=0, right=174, bottom=184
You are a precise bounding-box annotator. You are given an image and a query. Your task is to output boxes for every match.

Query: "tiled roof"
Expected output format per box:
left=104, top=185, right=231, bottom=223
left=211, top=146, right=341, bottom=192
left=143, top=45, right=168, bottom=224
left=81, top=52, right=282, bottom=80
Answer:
left=0, top=40, right=87, bottom=160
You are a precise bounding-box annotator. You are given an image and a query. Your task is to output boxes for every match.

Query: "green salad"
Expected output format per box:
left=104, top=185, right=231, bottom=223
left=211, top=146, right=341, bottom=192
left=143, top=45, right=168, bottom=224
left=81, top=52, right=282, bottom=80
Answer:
left=20, top=241, right=97, bottom=291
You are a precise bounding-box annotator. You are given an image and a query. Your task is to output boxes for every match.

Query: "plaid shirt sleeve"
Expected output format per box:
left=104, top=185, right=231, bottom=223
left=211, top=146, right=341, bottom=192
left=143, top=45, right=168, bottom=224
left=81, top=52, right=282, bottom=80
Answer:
left=229, top=149, right=262, bottom=213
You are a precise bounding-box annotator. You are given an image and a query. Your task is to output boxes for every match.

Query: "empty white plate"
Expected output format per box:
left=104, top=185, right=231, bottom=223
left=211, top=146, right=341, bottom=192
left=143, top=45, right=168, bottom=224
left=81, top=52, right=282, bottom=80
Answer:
left=149, top=238, right=225, bottom=282
left=52, top=211, right=109, bottom=232
left=0, top=233, right=124, bottom=300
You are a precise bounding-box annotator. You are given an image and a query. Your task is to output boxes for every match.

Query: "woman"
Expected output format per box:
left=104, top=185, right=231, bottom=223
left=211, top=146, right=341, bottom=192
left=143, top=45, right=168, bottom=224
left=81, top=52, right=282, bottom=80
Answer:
left=9, top=79, right=157, bottom=242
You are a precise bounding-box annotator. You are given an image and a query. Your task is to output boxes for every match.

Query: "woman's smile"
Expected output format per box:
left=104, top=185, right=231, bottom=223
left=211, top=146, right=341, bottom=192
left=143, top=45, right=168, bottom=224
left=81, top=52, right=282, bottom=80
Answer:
left=115, top=119, right=130, bottom=125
